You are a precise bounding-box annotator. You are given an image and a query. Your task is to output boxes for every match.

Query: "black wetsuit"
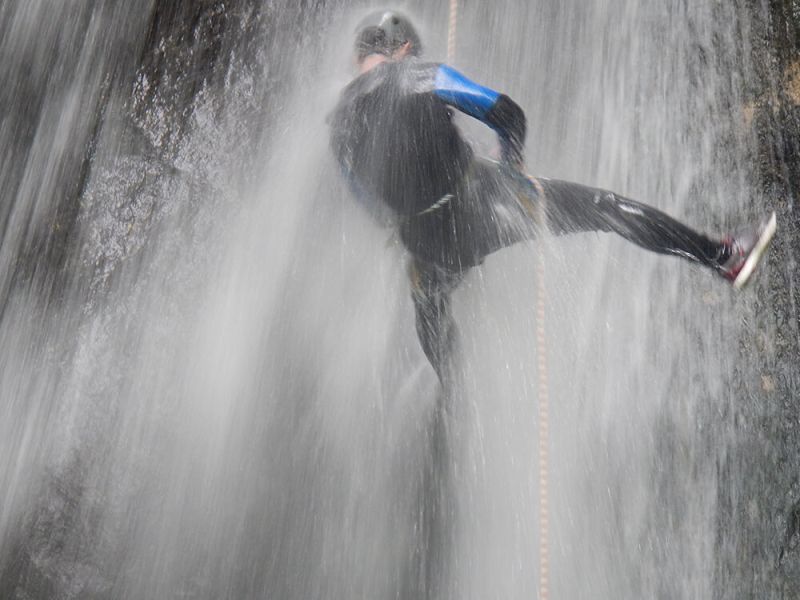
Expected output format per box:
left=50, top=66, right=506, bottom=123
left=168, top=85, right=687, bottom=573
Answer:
left=329, top=58, right=726, bottom=381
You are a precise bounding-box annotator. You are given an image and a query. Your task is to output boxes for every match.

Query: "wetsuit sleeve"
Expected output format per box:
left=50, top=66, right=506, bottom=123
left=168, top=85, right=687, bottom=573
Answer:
left=433, top=64, right=527, bottom=166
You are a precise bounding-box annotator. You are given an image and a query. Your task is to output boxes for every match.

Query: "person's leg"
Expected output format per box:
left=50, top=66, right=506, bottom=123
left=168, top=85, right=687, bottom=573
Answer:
left=406, top=158, right=773, bottom=284
left=447, top=160, right=728, bottom=270
left=448, top=160, right=542, bottom=267
left=399, top=261, right=463, bottom=599
left=536, top=177, right=726, bottom=268
left=407, top=259, right=464, bottom=384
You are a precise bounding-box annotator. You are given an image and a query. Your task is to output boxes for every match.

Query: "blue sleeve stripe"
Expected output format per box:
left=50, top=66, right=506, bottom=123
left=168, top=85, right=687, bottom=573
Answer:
left=433, top=64, right=500, bottom=120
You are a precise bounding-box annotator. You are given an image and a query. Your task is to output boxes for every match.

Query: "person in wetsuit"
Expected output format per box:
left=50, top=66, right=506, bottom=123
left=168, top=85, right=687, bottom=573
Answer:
left=328, top=10, right=777, bottom=383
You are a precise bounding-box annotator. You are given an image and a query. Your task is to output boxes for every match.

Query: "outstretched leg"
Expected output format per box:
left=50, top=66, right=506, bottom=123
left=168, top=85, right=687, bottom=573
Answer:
left=405, top=158, right=772, bottom=285
left=450, top=159, right=745, bottom=275
left=453, top=161, right=728, bottom=269
left=536, top=177, right=727, bottom=268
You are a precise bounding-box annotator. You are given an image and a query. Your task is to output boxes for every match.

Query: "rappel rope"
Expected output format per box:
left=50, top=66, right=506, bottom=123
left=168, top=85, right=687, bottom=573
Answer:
left=529, top=177, right=550, bottom=600
left=447, top=0, right=458, bottom=62
left=444, top=3, right=550, bottom=598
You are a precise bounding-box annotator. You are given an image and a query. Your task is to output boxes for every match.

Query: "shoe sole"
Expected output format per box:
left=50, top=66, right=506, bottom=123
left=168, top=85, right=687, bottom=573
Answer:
left=733, top=211, right=777, bottom=289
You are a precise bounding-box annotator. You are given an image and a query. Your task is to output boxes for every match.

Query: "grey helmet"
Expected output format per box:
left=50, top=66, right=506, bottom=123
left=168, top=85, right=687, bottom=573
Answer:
left=355, top=10, right=422, bottom=60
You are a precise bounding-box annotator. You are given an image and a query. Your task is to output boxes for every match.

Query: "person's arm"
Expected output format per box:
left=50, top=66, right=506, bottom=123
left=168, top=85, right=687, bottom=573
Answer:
left=432, top=64, right=527, bottom=167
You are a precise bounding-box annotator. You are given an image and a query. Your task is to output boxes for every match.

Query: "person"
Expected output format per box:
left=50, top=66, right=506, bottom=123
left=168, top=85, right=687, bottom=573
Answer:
left=328, top=10, right=777, bottom=383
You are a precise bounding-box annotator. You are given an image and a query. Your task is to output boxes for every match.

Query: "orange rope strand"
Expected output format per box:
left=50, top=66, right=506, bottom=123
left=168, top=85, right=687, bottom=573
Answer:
left=529, top=175, right=550, bottom=600
left=447, top=2, right=550, bottom=595
left=447, top=0, right=458, bottom=62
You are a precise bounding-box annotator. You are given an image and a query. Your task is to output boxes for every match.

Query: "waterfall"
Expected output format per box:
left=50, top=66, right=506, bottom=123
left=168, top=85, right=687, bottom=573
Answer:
left=0, top=1, right=794, bottom=598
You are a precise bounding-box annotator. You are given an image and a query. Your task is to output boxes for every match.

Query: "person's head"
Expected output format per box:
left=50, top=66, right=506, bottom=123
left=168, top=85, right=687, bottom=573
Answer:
left=354, top=10, right=421, bottom=69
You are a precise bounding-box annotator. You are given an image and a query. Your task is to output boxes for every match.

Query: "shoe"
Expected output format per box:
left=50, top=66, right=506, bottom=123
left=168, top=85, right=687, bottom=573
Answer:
left=719, top=211, right=777, bottom=289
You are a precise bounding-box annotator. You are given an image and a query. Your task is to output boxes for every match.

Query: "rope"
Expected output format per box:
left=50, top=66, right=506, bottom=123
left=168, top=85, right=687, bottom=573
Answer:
left=447, top=0, right=458, bottom=63
left=446, top=3, right=550, bottom=597
left=528, top=176, right=550, bottom=600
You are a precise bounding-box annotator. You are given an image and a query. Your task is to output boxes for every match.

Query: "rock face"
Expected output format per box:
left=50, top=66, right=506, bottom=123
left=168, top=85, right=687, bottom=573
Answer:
left=0, top=2, right=269, bottom=598
left=1, top=0, right=345, bottom=592
left=712, top=2, right=800, bottom=597
left=4, top=1, right=268, bottom=295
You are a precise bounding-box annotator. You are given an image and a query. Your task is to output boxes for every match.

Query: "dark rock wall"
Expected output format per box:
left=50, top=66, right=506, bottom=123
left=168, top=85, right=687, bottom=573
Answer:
left=714, top=1, right=800, bottom=598
left=0, top=2, right=269, bottom=598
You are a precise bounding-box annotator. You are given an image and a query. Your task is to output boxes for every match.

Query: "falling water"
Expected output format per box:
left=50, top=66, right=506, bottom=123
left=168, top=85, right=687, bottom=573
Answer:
left=0, top=1, right=795, bottom=599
